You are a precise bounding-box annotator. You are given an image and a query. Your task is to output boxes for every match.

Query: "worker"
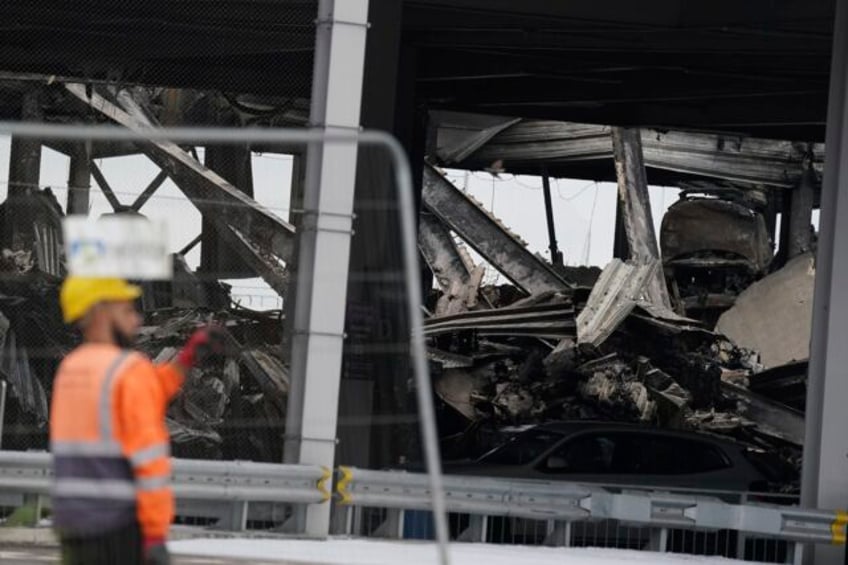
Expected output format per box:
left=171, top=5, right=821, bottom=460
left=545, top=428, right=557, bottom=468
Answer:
left=50, top=277, right=221, bottom=565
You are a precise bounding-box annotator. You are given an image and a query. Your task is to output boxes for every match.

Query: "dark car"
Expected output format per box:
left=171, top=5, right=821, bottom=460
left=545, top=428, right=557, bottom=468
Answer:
left=446, top=421, right=796, bottom=493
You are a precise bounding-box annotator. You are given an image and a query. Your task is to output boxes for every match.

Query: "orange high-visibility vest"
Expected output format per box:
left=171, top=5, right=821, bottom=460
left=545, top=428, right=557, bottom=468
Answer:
left=50, top=343, right=184, bottom=539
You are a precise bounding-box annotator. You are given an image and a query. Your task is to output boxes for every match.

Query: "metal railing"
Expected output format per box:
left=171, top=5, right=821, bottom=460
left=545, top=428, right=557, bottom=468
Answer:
left=0, top=450, right=330, bottom=532
left=0, top=454, right=844, bottom=564
left=334, top=467, right=842, bottom=564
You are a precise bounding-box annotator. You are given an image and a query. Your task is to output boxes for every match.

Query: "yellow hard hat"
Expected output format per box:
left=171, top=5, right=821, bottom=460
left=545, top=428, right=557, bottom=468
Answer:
left=60, top=277, right=142, bottom=323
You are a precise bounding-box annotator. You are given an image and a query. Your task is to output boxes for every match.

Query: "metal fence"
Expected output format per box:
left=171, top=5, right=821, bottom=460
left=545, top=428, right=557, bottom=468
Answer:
left=0, top=111, right=451, bottom=550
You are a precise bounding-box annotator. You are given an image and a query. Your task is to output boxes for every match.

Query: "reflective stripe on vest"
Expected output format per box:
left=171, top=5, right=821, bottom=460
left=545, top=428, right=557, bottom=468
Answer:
left=53, top=478, right=137, bottom=500
left=52, top=350, right=137, bottom=533
left=128, top=442, right=170, bottom=469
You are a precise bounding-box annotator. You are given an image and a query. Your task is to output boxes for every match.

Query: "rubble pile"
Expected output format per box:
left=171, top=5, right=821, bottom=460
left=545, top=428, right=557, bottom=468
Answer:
left=429, top=259, right=800, bottom=475
left=0, top=247, right=289, bottom=463
left=136, top=307, right=289, bottom=462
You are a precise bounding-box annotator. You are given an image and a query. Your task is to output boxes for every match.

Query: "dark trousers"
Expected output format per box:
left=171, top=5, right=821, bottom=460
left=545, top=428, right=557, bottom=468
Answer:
left=60, top=520, right=143, bottom=565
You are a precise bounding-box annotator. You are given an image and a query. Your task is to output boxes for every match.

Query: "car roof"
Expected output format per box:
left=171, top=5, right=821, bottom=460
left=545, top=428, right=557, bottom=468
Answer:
left=529, top=420, right=748, bottom=448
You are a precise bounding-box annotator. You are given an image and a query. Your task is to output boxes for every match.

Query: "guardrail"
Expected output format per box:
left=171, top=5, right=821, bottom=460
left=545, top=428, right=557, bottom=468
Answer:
left=0, top=451, right=330, bottom=531
left=1, top=454, right=845, bottom=563
left=335, top=467, right=845, bottom=563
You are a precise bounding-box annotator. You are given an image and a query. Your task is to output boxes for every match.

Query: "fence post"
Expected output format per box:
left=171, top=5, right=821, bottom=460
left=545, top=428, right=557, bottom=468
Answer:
left=20, top=494, right=42, bottom=527
left=330, top=502, right=353, bottom=536
left=544, top=520, right=571, bottom=547
left=785, top=542, right=798, bottom=565
left=228, top=500, right=248, bottom=531
left=458, top=515, right=488, bottom=543
left=648, top=527, right=669, bottom=552
left=736, top=493, right=749, bottom=559
left=0, top=380, right=6, bottom=448
left=373, top=509, right=404, bottom=539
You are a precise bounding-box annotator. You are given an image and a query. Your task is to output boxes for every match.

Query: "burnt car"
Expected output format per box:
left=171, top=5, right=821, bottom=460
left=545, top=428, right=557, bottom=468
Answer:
left=660, top=195, right=773, bottom=327
left=446, top=421, right=796, bottom=493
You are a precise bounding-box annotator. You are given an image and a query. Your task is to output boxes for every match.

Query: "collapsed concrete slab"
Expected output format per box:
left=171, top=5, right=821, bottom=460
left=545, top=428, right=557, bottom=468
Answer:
left=716, top=253, right=814, bottom=369
left=422, top=164, right=573, bottom=295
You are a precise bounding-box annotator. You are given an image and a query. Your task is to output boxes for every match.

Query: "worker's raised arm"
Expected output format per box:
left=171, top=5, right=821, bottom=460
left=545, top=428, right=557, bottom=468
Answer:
left=153, top=362, right=185, bottom=400
left=154, top=325, right=226, bottom=399
left=114, top=357, right=175, bottom=545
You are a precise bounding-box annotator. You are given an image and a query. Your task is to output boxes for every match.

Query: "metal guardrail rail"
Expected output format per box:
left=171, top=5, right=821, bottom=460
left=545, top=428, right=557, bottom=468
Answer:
left=0, top=451, right=330, bottom=530
left=1, top=453, right=846, bottom=559
left=336, top=467, right=848, bottom=547
left=0, top=451, right=330, bottom=504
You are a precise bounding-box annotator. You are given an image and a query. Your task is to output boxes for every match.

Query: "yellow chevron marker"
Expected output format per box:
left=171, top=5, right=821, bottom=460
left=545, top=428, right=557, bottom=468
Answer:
left=832, top=510, right=848, bottom=544
left=317, top=467, right=333, bottom=502
left=336, top=466, right=354, bottom=505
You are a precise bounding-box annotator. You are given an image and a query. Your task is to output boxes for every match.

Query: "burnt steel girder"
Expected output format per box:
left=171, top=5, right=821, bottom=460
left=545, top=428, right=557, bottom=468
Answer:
left=65, top=83, right=295, bottom=263
left=418, top=212, right=472, bottom=291
left=421, top=164, right=573, bottom=294
left=434, top=93, right=829, bottom=140
left=89, top=160, right=170, bottom=212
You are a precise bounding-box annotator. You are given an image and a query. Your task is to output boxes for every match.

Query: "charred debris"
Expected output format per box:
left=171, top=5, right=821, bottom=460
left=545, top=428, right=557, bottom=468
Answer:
left=0, top=88, right=816, bottom=485
left=424, top=121, right=818, bottom=486
left=0, top=222, right=290, bottom=463
left=0, top=85, right=296, bottom=461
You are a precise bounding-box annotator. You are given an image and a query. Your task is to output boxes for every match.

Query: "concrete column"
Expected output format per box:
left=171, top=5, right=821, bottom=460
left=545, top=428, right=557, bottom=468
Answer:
left=66, top=142, right=91, bottom=215
left=201, top=138, right=254, bottom=278
left=800, top=0, right=848, bottom=563
left=281, top=152, right=306, bottom=365
left=283, top=0, right=369, bottom=538
left=787, top=158, right=816, bottom=259
left=541, top=168, right=563, bottom=266
left=5, top=90, right=42, bottom=249
left=611, top=126, right=670, bottom=308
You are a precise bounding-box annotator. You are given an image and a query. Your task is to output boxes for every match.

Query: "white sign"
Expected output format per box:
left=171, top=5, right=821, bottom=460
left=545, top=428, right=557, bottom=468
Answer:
left=63, top=216, right=173, bottom=280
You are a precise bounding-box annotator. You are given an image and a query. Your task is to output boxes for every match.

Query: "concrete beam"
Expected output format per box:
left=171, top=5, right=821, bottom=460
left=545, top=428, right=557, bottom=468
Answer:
left=419, top=211, right=472, bottom=292
left=66, top=83, right=291, bottom=296
left=611, top=127, right=671, bottom=309
left=422, top=164, right=573, bottom=294
left=65, top=83, right=296, bottom=263
left=438, top=113, right=825, bottom=189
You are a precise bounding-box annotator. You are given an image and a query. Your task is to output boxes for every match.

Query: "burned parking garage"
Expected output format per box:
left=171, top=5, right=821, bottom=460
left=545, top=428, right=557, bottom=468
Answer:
left=0, top=85, right=821, bottom=495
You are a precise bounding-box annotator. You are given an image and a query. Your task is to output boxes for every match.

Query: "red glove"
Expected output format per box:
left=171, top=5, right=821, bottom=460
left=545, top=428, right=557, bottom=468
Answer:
left=143, top=537, right=170, bottom=565
left=176, top=325, right=226, bottom=370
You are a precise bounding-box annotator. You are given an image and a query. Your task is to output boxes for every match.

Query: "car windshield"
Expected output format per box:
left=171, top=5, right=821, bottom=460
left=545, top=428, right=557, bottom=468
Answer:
left=477, top=429, right=564, bottom=465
